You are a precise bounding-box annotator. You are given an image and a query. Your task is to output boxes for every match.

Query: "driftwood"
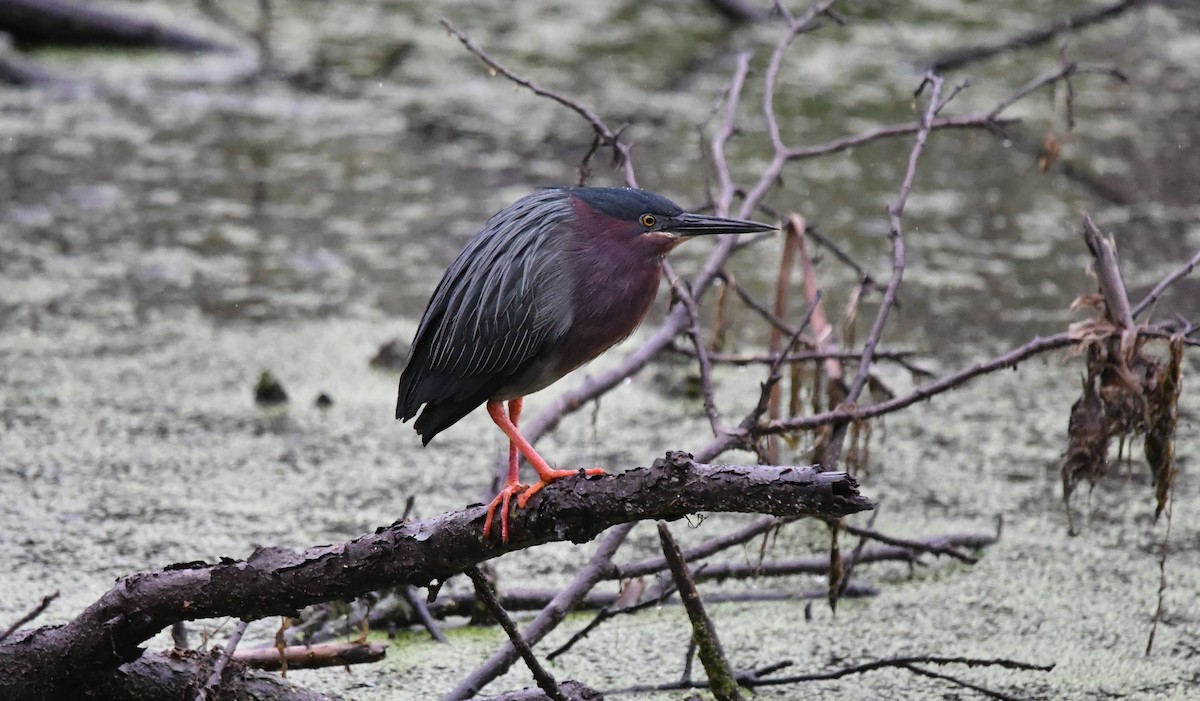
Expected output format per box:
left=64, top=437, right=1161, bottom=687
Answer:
left=0, top=0, right=229, bottom=51
left=234, top=641, right=387, bottom=672
left=0, top=452, right=870, bottom=700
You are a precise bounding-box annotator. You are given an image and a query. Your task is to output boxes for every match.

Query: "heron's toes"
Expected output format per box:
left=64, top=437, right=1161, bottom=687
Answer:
left=483, top=482, right=530, bottom=542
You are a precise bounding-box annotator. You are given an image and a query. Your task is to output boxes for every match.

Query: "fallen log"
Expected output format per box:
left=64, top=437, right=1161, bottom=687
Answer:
left=0, top=451, right=871, bottom=699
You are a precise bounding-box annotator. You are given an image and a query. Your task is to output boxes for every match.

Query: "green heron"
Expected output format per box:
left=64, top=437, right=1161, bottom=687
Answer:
left=396, top=187, right=774, bottom=541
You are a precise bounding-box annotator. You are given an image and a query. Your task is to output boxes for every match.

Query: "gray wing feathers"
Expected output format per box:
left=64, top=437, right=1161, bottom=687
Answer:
left=399, top=191, right=575, bottom=411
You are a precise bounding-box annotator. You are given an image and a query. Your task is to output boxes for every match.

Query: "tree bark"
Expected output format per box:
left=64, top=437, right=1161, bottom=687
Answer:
left=0, top=452, right=871, bottom=700
left=234, top=641, right=387, bottom=671
left=89, top=650, right=341, bottom=701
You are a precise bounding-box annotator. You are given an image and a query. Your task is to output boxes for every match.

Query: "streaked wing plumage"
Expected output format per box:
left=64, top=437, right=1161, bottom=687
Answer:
left=396, top=190, right=575, bottom=442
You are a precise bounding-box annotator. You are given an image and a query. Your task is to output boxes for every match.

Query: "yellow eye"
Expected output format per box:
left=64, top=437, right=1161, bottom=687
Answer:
left=640, top=214, right=657, bottom=228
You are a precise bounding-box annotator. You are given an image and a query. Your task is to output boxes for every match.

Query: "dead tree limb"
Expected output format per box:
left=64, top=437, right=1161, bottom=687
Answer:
left=445, top=525, right=635, bottom=700
left=0, top=453, right=868, bottom=700
left=926, top=0, right=1145, bottom=71
left=657, top=522, right=744, bottom=701
left=234, top=641, right=386, bottom=671
left=88, top=650, right=339, bottom=701
left=467, top=567, right=567, bottom=701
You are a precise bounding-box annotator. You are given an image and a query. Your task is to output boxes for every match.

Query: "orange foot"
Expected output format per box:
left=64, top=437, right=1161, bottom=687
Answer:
left=483, top=481, right=530, bottom=543
left=483, top=467, right=607, bottom=543
left=516, top=467, right=606, bottom=508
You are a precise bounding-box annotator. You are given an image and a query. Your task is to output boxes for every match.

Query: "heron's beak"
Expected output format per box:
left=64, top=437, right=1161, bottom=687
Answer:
left=669, top=212, right=777, bottom=237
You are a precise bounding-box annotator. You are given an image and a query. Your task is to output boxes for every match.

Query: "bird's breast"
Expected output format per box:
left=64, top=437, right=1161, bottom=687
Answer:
left=551, top=256, right=661, bottom=379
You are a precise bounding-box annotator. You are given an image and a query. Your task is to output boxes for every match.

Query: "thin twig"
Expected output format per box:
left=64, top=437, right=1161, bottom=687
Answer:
left=665, top=261, right=723, bottom=434
left=1131, top=247, right=1200, bottom=318
left=841, top=522, right=983, bottom=564
left=782, top=114, right=1013, bottom=162
left=440, top=19, right=637, bottom=188
left=545, top=579, right=677, bottom=661
left=822, top=73, right=945, bottom=469
left=711, top=51, right=753, bottom=217
left=197, top=619, right=249, bottom=701
left=738, top=293, right=821, bottom=454
left=927, top=0, right=1144, bottom=72
left=466, top=567, right=567, bottom=701
left=614, top=515, right=783, bottom=579
left=1145, top=490, right=1173, bottom=655
left=805, top=225, right=883, bottom=294
left=987, top=62, right=1126, bottom=121
left=608, top=654, right=1054, bottom=693
left=723, top=274, right=800, bottom=337
left=667, top=342, right=919, bottom=366
left=759, top=333, right=1077, bottom=435
left=836, top=506, right=881, bottom=602
left=615, top=525, right=997, bottom=584
left=544, top=579, right=880, bottom=662
left=757, top=654, right=1055, bottom=685
left=400, top=585, right=448, bottom=644
left=902, top=662, right=1025, bottom=701
left=0, top=592, right=58, bottom=644
left=445, top=524, right=634, bottom=700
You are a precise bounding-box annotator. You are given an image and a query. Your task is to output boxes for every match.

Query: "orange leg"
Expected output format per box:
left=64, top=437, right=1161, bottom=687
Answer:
left=482, top=398, right=527, bottom=542
left=481, top=397, right=604, bottom=541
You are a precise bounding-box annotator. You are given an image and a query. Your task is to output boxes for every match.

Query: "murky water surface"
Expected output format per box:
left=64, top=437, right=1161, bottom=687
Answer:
left=1, top=1, right=1198, bottom=698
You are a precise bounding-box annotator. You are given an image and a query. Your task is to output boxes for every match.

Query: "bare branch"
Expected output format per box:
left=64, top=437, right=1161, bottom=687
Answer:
left=440, top=19, right=637, bottom=187
left=446, top=524, right=634, bottom=700
left=657, top=522, right=745, bottom=701
left=927, top=0, right=1145, bottom=71
left=987, top=62, right=1126, bottom=121
left=822, top=73, right=945, bottom=469
left=667, top=343, right=919, bottom=367
left=0, top=592, right=58, bottom=644
left=711, top=51, right=753, bottom=217
left=665, top=262, right=724, bottom=435
left=466, top=567, right=567, bottom=701
left=234, top=641, right=387, bottom=671
left=759, top=332, right=1078, bottom=435
left=1131, top=246, right=1200, bottom=318
left=197, top=620, right=249, bottom=701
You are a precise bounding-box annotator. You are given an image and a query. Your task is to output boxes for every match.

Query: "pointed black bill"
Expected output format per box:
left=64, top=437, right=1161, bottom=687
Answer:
left=668, top=212, right=777, bottom=236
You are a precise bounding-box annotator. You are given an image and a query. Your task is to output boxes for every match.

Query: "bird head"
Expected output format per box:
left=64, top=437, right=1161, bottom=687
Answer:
left=564, top=187, right=775, bottom=256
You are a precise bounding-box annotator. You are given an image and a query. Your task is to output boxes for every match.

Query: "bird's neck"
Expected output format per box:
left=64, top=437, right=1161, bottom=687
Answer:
left=549, top=212, right=663, bottom=377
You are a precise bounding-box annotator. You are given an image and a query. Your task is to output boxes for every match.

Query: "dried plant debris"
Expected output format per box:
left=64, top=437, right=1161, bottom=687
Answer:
left=1062, top=236, right=1184, bottom=529
left=1144, top=337, right=1182, bottom=520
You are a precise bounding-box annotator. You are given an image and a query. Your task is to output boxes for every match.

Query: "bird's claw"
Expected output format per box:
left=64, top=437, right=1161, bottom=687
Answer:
left=484, top=468, right=607, bottom=541
left=483, top=482, right=529, bottom=543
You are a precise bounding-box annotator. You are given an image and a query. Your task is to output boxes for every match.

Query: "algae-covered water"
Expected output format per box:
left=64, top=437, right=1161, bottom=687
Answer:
left=1, top=1, right=1198, bottom=699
